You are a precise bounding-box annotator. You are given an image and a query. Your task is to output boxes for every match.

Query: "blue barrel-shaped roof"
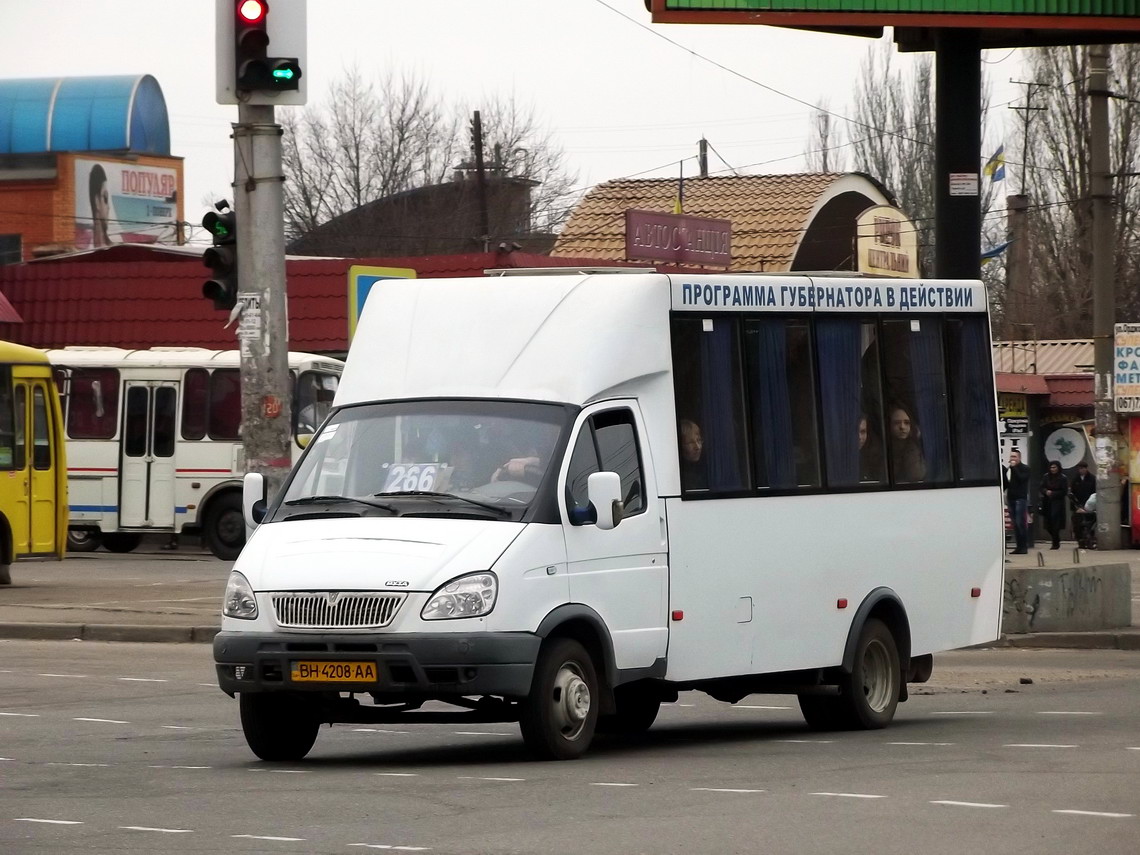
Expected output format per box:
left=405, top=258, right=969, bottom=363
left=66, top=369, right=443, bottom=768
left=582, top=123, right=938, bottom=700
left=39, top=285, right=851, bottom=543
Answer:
left=0, top=75, right=170, bottom=156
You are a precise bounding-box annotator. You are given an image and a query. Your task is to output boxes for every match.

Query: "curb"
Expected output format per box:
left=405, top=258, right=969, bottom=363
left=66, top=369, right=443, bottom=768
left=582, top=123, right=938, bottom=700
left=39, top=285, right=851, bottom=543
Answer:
left=0, top=623, right=219, bottom=643
left=996, top=630, right=1140, bottom=651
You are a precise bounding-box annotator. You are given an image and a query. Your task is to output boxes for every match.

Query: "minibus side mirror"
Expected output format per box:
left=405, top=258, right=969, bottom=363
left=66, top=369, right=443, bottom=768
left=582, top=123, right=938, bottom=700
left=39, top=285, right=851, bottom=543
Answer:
left=243, top=471, right=268, bottom=533
left=588, top=471, right=624, bottom=531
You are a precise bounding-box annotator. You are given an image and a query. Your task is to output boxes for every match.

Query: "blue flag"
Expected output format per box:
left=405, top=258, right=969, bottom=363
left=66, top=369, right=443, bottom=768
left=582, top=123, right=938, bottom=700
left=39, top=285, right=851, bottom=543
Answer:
left=983, top=145, right=1006, bottom=183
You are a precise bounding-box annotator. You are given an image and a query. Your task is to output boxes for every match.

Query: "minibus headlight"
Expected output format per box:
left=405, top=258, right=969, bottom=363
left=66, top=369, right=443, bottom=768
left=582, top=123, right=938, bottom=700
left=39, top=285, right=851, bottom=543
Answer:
left=421, top=572, right=497, bottom=620
left=223, top=571, right=258, bottom=620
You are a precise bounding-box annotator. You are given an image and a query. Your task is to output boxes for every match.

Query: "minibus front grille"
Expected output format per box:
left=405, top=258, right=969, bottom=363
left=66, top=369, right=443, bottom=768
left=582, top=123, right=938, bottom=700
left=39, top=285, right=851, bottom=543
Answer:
left=271, top=592, right=406, bottom=629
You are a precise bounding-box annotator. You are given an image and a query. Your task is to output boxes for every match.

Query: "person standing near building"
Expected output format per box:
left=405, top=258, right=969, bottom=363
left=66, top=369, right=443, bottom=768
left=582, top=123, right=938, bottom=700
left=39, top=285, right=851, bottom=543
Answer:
left=1069, top=460, right=1096, bottom=544
left=1039, top=460, right=1069, bottom=550
left=1004, top=449, right=1031, bottom=554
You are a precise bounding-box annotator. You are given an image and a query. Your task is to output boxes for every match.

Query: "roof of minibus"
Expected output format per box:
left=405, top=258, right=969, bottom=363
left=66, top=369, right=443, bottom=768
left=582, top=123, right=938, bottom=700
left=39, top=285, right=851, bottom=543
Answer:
left=43, top=346, right=344, bottom=370
left=338, top=272, right=674, bottom=408
left=0, top=339, right=50, bottom=365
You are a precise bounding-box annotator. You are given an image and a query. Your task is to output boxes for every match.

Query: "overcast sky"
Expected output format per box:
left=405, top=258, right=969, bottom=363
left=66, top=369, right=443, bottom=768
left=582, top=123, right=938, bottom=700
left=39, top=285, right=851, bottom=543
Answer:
left=1, top=0, right=1025, bottom=240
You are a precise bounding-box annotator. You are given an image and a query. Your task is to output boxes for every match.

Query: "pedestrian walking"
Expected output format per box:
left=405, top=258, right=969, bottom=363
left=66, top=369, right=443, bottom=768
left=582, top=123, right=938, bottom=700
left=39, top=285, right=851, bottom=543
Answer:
left=1004, top=449, right=1031, bottom=554
left=1039, top=460, right=1069, bottom=550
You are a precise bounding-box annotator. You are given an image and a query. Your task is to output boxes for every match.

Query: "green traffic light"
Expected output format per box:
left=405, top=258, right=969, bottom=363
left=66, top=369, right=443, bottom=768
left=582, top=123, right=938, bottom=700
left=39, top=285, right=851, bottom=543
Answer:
left=272, top=67, right=295, bottom=81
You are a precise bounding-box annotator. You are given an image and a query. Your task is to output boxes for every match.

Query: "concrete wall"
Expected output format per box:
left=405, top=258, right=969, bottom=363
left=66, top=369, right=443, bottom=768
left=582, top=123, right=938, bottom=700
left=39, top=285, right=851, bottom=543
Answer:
left=1003, top=562, right=1132, bottom=634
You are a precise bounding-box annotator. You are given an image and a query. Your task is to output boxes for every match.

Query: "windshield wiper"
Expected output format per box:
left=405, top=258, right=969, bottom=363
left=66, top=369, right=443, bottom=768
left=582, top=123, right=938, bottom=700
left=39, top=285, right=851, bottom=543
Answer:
left=284, top=495, right=398, bottom=513
left=375, top=490, right=511, bottom=517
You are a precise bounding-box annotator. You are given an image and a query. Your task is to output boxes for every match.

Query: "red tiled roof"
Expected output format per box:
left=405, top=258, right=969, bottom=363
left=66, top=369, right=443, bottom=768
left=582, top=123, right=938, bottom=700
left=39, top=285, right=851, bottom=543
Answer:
left=0, top=289, right=22, bottom=323
left=995, top=372, right=1049, bottom=395
left=0, top=250, right=639, bottom=353
left=1045, top=374, right=1094, bottom=408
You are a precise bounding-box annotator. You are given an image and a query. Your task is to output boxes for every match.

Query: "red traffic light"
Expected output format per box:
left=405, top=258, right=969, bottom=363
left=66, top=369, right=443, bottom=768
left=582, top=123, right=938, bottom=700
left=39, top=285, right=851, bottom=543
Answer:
left=237, top=0, right=267, bottom=24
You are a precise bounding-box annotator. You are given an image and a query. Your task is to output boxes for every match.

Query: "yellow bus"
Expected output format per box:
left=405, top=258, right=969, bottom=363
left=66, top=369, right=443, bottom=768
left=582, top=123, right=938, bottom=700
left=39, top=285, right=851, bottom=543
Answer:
left=0, top=340, right=67, bottom=584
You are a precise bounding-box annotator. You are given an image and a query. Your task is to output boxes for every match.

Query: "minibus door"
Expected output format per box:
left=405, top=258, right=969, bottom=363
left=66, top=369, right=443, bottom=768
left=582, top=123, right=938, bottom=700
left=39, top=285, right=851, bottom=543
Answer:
left=27, top=382, right=59, bottom=553
left=119, top=382, right=178, bottom=528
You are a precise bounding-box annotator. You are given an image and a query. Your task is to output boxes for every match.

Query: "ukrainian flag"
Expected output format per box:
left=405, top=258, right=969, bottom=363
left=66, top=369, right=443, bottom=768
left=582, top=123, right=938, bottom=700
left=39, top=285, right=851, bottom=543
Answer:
left=983, top=145, right=1006, bottom=183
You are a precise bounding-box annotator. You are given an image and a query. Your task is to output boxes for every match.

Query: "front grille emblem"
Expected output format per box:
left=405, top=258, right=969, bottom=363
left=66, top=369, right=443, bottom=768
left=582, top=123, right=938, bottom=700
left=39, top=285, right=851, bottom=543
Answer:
left=325, top=591, right=342, bottom=607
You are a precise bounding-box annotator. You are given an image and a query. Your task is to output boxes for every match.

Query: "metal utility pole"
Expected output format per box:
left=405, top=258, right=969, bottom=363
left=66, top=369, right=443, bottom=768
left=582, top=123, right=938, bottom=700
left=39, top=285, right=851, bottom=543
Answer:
left=234, top=103, right=293, bottom=499
left=472, top=111, right=490, bottom=253
left=698, top=138, right=709, bottom=178
left=1089, top=45, right=1122, bottom=550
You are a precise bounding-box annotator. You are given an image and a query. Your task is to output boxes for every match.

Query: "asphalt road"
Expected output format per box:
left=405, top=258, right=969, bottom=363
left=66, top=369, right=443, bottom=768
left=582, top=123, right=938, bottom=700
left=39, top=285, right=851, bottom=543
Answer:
left=1, top=641, right=1137, bottom=855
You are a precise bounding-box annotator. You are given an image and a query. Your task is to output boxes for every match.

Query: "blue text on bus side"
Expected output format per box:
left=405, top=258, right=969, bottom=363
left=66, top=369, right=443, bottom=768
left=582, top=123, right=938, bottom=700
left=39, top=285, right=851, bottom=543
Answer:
left=679, top=282, right=974, bottom=310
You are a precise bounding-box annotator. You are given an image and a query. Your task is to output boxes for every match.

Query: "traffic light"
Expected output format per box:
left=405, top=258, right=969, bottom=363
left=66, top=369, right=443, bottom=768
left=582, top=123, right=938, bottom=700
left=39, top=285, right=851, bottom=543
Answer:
left=202, top=204, right=238, bottom=311
left=234, top=0, right=302, bottom=93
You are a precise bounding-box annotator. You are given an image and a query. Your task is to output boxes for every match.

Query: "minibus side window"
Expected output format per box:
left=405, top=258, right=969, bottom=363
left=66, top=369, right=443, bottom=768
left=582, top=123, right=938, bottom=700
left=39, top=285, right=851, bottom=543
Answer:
left=815, top=318, right=887, bottom=488
left=745, top=318, right=821, bottom=490
left=946, top=316, right=999, bottom=482
left=182, top=368, right=208, bottom=440
left=66, top=368, right=119, bottom=439
left=592, top=410, right=645, bottom=516
left=32, top=387, right=51, bottom=470
left=13, top=385, right=26, bottom=470
left=671, top=317, right=750, bottom=494
left=881, top=318, right=952, bottom=485
left=565, top=425, right=600, bottom=526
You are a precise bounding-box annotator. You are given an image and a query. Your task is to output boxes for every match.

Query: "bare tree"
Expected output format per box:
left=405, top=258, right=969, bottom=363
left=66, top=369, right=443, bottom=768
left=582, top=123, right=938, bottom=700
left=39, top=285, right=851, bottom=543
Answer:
left=1011, top=45, right=1140, bottom=339
left=281, top=67, right=575, bottom=243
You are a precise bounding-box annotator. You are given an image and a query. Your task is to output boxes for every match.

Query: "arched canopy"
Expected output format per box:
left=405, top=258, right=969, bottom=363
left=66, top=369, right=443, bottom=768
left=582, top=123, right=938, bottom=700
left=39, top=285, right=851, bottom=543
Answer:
left=0, top=75, right=170, bottom=155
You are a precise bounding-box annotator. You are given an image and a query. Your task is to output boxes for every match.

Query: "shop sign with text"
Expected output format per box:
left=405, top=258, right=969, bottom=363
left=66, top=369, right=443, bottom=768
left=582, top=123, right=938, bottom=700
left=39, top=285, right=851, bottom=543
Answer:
left=625, top=210, right=731, bottom=267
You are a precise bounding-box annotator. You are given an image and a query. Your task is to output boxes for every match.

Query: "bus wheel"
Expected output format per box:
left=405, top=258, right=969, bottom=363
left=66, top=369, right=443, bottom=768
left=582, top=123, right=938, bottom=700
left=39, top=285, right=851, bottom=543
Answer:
left=597, top=683, right=661, bottom=735
left=204, top=493, right=245, bottom=561
left=102, top=533, right=142, bottom=553
left=799, top=619, right=900, bottom=731
left=519, top=637, right=598, bottom=760
left=239, top=692, right=319, bottom=762
left=67, top=528, right=102, bottom=552
left=0, top=562, right=10, bottom=585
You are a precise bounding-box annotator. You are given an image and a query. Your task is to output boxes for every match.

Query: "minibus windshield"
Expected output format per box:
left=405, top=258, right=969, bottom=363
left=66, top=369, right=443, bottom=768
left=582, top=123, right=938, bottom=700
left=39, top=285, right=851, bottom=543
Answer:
left=276, top=399, right=571, bottom=519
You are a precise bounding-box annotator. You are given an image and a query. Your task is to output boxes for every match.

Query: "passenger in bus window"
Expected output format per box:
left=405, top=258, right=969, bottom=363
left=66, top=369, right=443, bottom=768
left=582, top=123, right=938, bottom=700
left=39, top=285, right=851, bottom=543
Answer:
left=887, top=404, right=925, bottom=483
left=679, top=418, right=708, bottom=490
left=858, top=413, right=885, bottom=483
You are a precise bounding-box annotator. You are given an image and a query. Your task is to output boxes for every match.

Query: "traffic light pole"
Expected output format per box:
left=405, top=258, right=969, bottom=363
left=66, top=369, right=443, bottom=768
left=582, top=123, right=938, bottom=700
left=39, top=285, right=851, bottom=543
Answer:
left=233, top=103, right=292, bottom=501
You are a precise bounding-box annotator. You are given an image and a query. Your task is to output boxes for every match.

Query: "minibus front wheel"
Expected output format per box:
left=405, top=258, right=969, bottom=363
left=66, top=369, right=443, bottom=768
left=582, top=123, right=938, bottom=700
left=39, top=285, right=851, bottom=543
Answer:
left=519, top=637, right=599, bottom=760
left=239, top=692, right=320, bottom=762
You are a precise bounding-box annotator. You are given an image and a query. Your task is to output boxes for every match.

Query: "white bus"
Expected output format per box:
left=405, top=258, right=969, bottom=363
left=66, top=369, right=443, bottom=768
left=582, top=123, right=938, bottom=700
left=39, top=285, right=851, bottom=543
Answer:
left=215, top=271, right=1003, bottom=761
left=48, top=347, right=343, bottom=560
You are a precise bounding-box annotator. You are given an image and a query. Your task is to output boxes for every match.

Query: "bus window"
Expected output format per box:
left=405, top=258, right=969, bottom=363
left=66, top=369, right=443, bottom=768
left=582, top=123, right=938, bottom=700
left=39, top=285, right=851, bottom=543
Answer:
left=209, top=369, right=241, bottom=440
left=13, top=384, right=26, bottom=470
left=816, top=318, right=888, bottom=488
left=182, top=368, right=208, bottom=440
left=0, top=367, right=14, bottom=468
left=32, top=387, right=51, bottom=470
left=881, top=318, right=952, bottom=485
left=67, top=368, right=119, bottom=439
left=946, top=316, right=999, bottom=482
left=124, top=386, right=149, bottom=457
left=745, top=318, right=820, bottom=490
left=671, top=317, right=749, bottom=493
left=154, top=386, right=177, bottom=458
left=296, top=371, right=338, bottom=437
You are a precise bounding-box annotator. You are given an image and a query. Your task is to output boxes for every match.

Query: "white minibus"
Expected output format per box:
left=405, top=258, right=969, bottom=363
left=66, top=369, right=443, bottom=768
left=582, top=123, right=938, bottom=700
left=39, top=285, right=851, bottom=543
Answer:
left=49, top=347, right=343, bottom=560
left=214, top=271, right=1003, bottom=761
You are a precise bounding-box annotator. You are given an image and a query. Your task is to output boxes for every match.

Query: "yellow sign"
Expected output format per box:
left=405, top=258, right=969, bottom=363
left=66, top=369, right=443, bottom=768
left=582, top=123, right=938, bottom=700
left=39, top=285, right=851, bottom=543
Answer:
left=856, top=205, right=919, bottom=279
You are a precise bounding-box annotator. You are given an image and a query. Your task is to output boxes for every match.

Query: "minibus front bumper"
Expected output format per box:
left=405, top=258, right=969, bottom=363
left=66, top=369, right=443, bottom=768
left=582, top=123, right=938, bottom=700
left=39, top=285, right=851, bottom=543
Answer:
left=213, top=630, right=541, bottom=698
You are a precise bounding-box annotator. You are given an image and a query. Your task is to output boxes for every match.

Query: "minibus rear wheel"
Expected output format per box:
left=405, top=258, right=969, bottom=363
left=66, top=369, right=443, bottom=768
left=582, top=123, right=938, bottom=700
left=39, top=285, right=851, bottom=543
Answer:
left=519, top=637, right=599, bottom=760
left=239, top=692, right=320, bottom=762
left=798, top=618, right=900, bottom=731
left=67, top=528, right=102, bottom=552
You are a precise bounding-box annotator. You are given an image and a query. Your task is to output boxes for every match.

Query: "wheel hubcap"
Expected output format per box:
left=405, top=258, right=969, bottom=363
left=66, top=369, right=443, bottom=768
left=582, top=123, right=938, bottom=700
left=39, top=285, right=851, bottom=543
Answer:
left=861, top=639, right=893, bottom=712
left=551, top=661, right=591, bottom=740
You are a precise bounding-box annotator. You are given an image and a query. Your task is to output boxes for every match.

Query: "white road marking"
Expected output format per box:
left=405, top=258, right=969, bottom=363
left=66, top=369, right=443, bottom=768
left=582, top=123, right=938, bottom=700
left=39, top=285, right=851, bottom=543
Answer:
left=457, top=776, right=525, bottom=782
left=38, top=673, right=87, bottom=679
left=73, top=717, right=129, bottom=724
left=375, top=772, right=419, bottom=777
left=929, top=711, right=995, bottom=715
left=888, top=742, right=955, bottom=746
left=1128, top=747, right=1140, bottom=751
left=232, top=834, right=307, bottom=841
left=691, top=787, right=765, bottom=794
left=1003, top=743, right=1078, bottom=749
left=120, top=826, right=193, bottom=833
left=1037, top=711, right=1102, bottom=716
left=734, top=705, right=791, bottom=710
left=14, top=818, right=83, bottom=825
left=47, top=762, right=111, bottom=767
left=117, top=677, right=168, bottom=683
left=453, top=731, right=511, bottom=736
left=161, top=726, right=194, bottom=730
left=0, top=712, right=39, bottom=717
left=591, top=782, right=638, bottom=787
left=0, top=757, right=15, bottom=761
left=348, top=845, right=432, bottom=851
left=1052, top=810, right=1134, bottom=818
left=148, top=765, right=212, bottom=770
left=353, top=728, right=411, bottom=734
left=931, top=800, right=1007, bottom=809
left=777, top=739, right=834, bottom=744
left=812, top=792, right=886, bottom=799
